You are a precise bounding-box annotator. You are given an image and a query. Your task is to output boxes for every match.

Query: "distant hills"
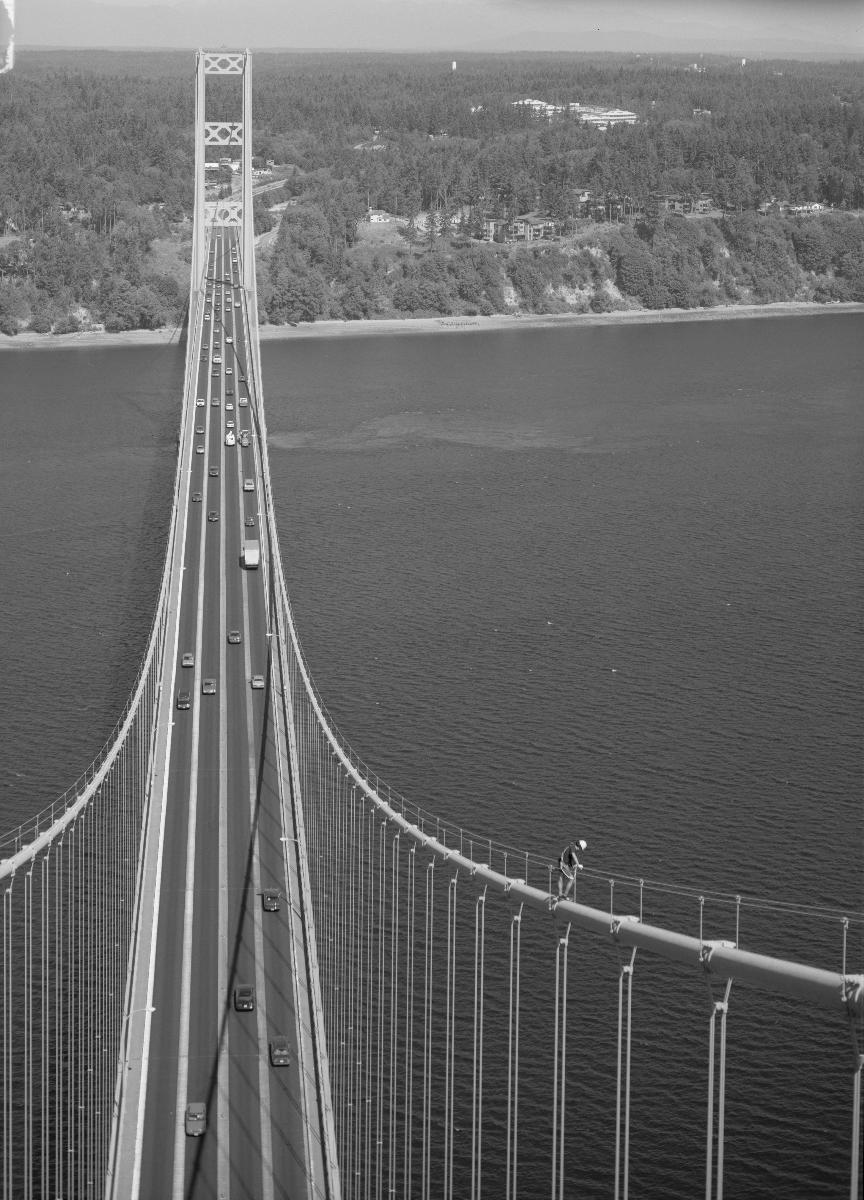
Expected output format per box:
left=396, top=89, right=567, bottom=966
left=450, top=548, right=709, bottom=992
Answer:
left=14, top=1, right=863, bottom=59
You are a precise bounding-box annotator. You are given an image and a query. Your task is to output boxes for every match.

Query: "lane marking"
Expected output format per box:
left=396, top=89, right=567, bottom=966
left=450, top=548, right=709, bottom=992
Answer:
left=217, top=241, right=231, bottom=1196
left=238, top=289, right=276, bottom=1200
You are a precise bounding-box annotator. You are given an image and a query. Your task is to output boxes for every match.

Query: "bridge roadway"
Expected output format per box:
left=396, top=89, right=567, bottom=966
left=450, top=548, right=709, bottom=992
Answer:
left=121, top=228, right=321, bottom=1199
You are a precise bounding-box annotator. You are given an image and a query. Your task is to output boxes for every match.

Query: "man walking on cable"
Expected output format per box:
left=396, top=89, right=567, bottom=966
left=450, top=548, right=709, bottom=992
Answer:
left=556, top=839, right=587, bottom=902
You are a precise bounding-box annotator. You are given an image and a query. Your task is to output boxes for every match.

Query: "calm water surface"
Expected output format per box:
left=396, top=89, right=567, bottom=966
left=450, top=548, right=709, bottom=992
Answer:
left=0, top=313, right=861, bottom=1197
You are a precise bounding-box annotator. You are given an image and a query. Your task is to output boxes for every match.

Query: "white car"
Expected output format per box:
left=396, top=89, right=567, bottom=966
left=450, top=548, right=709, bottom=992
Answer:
left=226, top=418, right=235, bottom=429
left=225, top=431, right=236, bottom=446
left=196, top=397, right=205, bottom=406
left=251, top=674, right=265, bottom=690
left=226, top=336, right=233, bottom=344
left=196, top=445, right=204, bottom=454
left=239, top=396, right=248, bottom=407
left=226, top=367, right=233, bottom=375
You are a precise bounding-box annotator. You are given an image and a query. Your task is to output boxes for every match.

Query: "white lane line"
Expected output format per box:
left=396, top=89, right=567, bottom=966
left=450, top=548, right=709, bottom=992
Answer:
left=217, top=276, right=231, bottom=1196
left=239, top=391, right=275, bottom=1200
left=171, top=271, right=212, bottom=1200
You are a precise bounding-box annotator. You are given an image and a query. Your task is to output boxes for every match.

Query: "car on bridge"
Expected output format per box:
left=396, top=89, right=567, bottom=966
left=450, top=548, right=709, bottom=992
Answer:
left=227, top=630, right=241, bottom=645
left=185, top=1102, right=207, bottom=1137
left=196, top=425, right=204, bottom=434
left=202, top=677, right=217, bottom=695
left=243, top=478, right=254, bottom=492
left=196, top=397, right=205, bottom=406
left=233, top=984, right=255, bottom=1011
left=239, top=396, right=248, bottom=406
left=213, top=355, right=222, bottom=365
left=226, top=336, right=233, bottom=344
left=269, top=1038, right=291, bottom=1068
left=207, top=510, right=219, bottom=522
left=226, top=367, right=233, bottom=375
left=262, top=890, right=280, bottom=911
left=251, top=675, right=265, bottom=690
left=176, top=690, right=191, bottom=710
left=226, top=401, right=234, bottom=411
left=244, top=516, right=255, bottom=527
left=209, top=466, right=219, bottom=476
left=211, top=395, right=219, bottom=405
left=181, top=652, right=195, bottom=668
left=196, top=445, right=204, bottom=455
left=225, top=431, right=235, bottom=447
left=226, top=419, right=235, bottom=429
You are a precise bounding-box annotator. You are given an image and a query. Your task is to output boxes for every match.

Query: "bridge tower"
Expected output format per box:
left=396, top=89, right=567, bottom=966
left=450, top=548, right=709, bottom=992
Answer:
left=191, top=50, right=257, bottom=348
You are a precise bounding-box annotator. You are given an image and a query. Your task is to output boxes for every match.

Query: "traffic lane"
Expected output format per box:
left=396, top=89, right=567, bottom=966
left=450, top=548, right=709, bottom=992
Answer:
left=183, top=412, right=229, bottom=1199
left=238, top=462, right=314, bottom=1198
left=251, top=655, right=315, bottom=1197
left=223, top=498, right=268, bottom=1198
left=139, top=374, right=213, bottom=1195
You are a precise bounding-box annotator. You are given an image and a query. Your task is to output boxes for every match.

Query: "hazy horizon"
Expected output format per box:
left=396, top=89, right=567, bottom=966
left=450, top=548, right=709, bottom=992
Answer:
left=11, top=0, right=864, bottom=56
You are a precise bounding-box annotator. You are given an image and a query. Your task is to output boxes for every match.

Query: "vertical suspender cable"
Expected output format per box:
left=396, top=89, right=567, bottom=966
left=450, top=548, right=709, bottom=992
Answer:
left=506, top=903, right=524, bottom=1200
left=345, top=785, right=358, bottom=1198
left=471, top=889, right=486, bottom=1200
left=444, top=875, right=457, bottom=1200
left=623, top=949, right=635, bottom=1200
left=421, top=861, right=435, bottom=1200
left=848, top=1011, right=862, bottom=1200
left=376, top=821, right=386, bottom=1198
left=557, top=925, right=571, bottom=1200
left=387, top=833, right=400, bottom=1200
left=715, top=981, right=733, bottom=1200
left=403, top=846, right=416, bottom=1197
left=24, top=866, right=33, bottom=1199
left=3, top=878, right=13, bottom=1200
left=615, top=949, right=636, bottom=1200
left=706, top=1000, right=717, bottom=1200
left=42, top=849, right=50, bottom=1200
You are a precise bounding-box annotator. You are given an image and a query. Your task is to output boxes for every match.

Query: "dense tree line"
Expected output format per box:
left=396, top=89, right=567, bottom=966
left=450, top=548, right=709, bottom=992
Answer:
left=257, top=203, right=864, bottom=323
left=0, top=50, right=862, bottom=333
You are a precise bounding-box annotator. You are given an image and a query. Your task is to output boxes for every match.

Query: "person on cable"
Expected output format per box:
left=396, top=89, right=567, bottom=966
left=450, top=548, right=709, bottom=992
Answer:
left=556, top=839, right=587, bottom=902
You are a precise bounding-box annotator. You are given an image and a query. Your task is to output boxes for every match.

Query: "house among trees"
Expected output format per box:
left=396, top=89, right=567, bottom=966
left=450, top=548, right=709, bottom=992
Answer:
left=510, top=212, right=557, bottom=241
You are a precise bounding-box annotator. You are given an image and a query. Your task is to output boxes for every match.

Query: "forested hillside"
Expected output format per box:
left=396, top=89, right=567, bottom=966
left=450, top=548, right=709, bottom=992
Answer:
left=1, top=50, right=862, bottom=334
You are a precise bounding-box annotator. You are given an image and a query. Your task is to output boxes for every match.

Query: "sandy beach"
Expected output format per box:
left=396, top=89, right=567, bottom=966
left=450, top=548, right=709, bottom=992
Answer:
left=1, top=301, right=861, bottom=351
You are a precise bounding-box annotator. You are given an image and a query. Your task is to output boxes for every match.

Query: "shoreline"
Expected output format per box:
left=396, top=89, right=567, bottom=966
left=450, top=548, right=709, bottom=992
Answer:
left=1, top=301, right=861, bottom=351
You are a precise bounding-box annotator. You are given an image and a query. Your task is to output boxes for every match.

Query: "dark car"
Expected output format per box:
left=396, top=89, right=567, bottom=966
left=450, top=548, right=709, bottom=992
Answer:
left=176, top=690, right=191, bottom=710
left=185, top=1102, right=206, bottom=1136
left=244, top=516, right=255, bottom=527
left=208, top=510, right=219, bottom=522
left=262, top=889, right=280, bottom=912
left=269, top=1037, right=291, bottom=1067
left=192, top=492, right=202, bottom=503
left=234, top=984, right=255, bottom=1012
left=209, top=466, right=219, bottom=477
left=227, top=629, right=241, bottom=645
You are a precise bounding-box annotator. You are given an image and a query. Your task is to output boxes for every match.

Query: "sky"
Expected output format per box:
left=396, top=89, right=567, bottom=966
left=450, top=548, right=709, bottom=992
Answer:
left=10, top=0, right=864, bottom=55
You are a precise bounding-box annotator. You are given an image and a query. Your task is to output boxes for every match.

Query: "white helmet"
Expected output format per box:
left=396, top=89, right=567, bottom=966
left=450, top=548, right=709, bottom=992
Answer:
left=578, top=839, right=587, bottom=851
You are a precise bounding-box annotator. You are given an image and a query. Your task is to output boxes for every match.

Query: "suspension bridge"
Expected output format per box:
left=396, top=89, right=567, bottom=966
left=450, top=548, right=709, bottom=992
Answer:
left=1, top=49, right=862, bottom=1200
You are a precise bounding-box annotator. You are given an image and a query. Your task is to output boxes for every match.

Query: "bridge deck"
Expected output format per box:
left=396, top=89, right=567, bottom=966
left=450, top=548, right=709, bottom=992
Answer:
left=113, top=228, right=327, bottom=1200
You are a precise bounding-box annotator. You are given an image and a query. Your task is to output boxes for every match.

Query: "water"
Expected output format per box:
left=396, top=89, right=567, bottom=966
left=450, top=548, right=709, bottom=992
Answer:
left=1, top=312, right=861, bottom=1196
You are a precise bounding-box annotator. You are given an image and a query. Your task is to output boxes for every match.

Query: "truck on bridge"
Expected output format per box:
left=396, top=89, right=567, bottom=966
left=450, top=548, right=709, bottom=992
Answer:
left=241, top=539, right=260, bottom=569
